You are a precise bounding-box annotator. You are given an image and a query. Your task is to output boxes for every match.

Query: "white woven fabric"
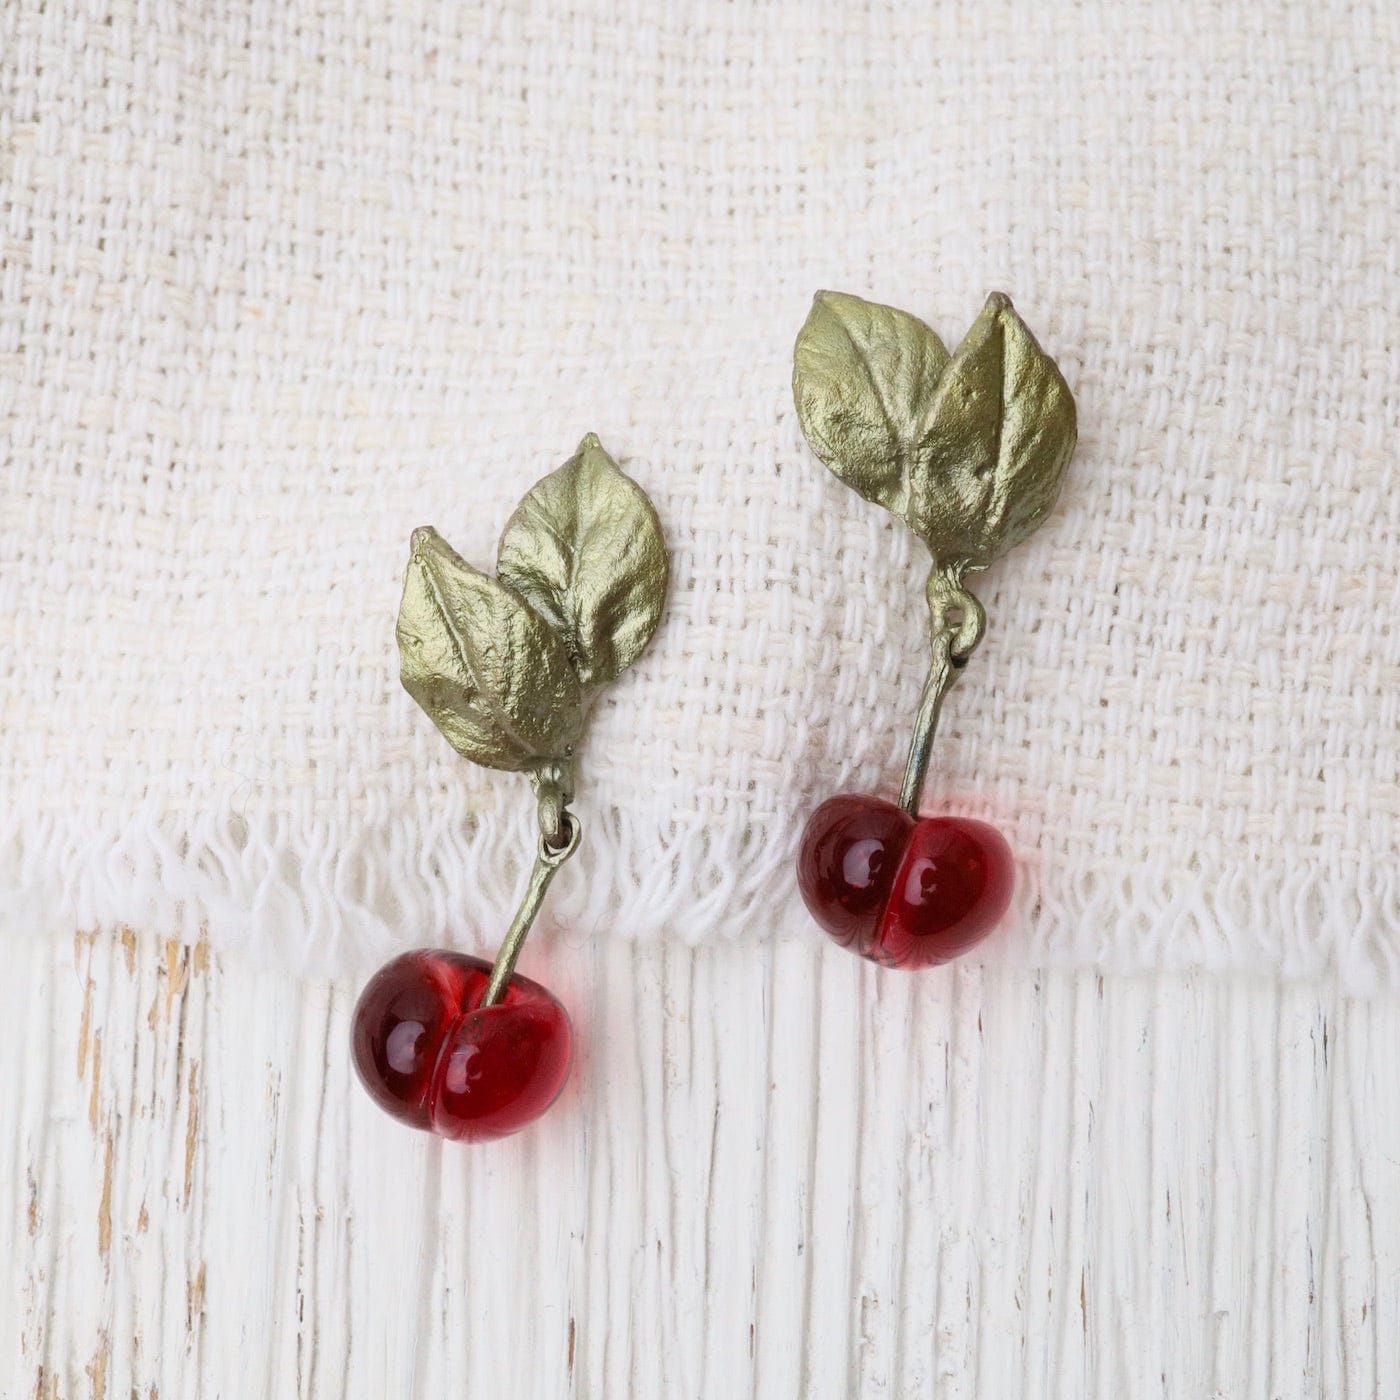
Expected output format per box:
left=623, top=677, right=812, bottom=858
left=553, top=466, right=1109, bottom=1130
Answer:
left=2, top=0, right=1397, bottom=987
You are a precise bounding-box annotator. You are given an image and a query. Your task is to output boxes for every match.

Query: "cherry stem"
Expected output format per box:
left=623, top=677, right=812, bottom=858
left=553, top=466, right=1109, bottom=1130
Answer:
left=898, top=568, right=986, bottom=818
left=897, top=632, right=963, bottom=817
left=479, top=809, right=582, bottom=1009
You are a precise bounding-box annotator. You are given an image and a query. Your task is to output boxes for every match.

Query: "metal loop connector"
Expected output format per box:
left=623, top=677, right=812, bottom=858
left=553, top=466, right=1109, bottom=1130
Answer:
left=540, top=810, right=582, bottom=866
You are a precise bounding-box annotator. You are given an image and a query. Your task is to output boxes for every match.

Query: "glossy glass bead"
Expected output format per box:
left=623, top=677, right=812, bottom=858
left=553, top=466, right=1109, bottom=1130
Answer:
left=797, top=793, right=1013, bottom=968
left=350, top=949, right=571, bottom=1141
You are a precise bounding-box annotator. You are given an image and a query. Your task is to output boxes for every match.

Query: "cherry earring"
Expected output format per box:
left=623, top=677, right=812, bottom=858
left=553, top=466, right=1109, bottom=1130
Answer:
left=790, top=291, right=1078, bottom=968
left=351, top=435, right=669, bottom=1140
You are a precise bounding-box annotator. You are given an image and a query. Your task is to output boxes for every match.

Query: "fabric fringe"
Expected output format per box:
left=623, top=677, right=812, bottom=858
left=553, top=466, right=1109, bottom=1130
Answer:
left=2, top=802, right=1395, bottom=995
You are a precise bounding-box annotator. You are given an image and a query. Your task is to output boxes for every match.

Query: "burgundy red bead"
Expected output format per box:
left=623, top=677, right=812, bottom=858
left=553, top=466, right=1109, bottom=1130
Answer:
left=351, top=949, right=571, bottom=1141
left=797, top=793, right=1013, bottom=967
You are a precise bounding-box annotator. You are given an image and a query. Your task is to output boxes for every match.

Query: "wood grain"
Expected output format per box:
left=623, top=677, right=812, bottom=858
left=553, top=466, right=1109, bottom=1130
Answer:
left=4, top=928, right=1398, bottom=1398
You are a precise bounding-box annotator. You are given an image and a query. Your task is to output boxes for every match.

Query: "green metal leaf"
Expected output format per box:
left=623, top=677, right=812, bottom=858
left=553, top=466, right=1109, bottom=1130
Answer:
left=909, top=292, right=1077, bottom=568
left=497, top=434, right=669, bottom=690
left=791, top=291, right=949, bottom=518
left=791, top=290, right=1076, bottom=570
left=397, top=527, right=583, bottom=771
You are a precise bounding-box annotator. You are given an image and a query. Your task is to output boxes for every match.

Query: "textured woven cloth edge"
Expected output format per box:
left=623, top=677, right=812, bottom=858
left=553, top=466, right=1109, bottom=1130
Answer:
left=4, top=801, right=1396, bottom=994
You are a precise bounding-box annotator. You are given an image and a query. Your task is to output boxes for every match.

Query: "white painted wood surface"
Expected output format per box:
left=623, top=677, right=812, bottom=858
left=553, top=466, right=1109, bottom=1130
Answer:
left=5, top=928, right=1398, bottom=1398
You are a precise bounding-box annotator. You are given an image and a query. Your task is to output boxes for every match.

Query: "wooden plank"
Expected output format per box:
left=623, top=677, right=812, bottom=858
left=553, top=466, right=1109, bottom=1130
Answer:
left=3, top=929, right=1397, bottom=1398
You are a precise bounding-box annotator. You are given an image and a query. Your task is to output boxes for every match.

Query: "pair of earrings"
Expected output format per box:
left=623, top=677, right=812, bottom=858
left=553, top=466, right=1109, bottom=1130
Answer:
left=351, top=289, right=1078, bottom=1143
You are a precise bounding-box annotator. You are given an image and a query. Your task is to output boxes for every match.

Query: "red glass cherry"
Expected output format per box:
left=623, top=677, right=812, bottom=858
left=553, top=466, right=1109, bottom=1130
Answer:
left=796, top=793, right=913, bottom=954
left=797, top=793, right=1013, bottom=968
left=350, top=949, right=572, bottom=1142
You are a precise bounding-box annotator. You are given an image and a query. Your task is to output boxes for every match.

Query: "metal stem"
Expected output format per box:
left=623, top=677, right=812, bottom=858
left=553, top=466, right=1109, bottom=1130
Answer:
left=897, top=631, right=963, bottom=817
left=898, top=566, right=987, bottom=817
left=479, top=809, right=582, bottom=1009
